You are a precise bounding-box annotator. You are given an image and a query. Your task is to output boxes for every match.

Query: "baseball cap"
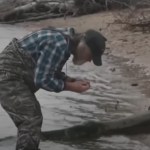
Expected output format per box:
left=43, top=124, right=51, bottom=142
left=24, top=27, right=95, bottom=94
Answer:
left=84, top=29, right=107, bottom=66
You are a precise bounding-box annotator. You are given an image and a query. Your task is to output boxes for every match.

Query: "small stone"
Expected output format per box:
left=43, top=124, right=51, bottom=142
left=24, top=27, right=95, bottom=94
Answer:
left=127, top=51, right=135, bottom=54
left=115, top=101, right=119, bottom=110
left=131, top=83, right=138, bottom=86
left=104, top=106, right=108, bottom=112
left=119, top=39, right=128, bottom=42
left=99, top=28, right=102, bottom=31
left=110, top=67, right=116, bottom=72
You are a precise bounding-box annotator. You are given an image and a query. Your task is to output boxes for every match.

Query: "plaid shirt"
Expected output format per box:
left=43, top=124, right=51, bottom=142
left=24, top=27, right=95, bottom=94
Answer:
left=18, top=27, right=75, bottom=92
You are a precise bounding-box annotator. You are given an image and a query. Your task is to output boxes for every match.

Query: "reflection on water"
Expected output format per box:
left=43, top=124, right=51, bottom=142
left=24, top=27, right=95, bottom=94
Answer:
left=0, top=25, right=150, bottom=150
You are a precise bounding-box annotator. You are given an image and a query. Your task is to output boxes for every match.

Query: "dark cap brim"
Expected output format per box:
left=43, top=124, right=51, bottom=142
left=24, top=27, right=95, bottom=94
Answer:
left=93, top=55, right=102, bottom=66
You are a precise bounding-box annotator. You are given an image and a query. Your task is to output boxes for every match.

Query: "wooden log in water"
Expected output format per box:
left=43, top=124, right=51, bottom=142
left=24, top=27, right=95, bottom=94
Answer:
left=0, top=1, right=74, bottom=22
left=0, top=0, right=136, bottom=23
left=41, top=111, right=150, bottom=141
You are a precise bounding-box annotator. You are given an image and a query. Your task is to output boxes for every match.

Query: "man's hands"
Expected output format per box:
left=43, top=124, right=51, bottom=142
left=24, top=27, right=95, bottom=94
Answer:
left=64, top=80, right=90, bottom=93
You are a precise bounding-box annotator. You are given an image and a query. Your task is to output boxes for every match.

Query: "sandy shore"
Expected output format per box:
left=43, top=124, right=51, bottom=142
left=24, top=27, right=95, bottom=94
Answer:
left=19, top=11, right=150, bottom=75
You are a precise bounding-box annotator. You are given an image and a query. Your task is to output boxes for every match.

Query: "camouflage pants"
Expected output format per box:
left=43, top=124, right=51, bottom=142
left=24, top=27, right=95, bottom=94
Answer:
left=0, top=39, right=43, bottom=150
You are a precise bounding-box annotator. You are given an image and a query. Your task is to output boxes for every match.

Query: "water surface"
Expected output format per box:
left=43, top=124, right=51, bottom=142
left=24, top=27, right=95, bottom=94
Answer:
left=0, top=25, right=150, bottom=150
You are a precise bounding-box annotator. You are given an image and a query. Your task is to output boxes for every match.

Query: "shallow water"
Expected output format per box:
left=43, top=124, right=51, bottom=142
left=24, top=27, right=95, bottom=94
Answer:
left=0, top=25, right=150, bottom=150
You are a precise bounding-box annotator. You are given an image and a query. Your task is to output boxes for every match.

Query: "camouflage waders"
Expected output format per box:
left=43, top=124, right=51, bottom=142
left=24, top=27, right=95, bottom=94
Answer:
left=0, top=39, right=43, bottom=150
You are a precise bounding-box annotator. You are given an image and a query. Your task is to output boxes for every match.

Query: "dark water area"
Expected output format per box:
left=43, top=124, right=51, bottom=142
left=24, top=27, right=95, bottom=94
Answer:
left=0, top=25, right=150, bottom=150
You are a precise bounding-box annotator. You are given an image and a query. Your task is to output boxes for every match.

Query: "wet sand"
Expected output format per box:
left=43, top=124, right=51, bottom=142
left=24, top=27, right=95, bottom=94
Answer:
left=0, top=24, right=150, bottom=150
left=21, top=11, right=150, bottom=73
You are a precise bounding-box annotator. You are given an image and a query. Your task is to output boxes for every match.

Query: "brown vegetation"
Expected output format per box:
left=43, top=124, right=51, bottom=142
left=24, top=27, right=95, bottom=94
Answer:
left=113, top=6, right=150, bottom=32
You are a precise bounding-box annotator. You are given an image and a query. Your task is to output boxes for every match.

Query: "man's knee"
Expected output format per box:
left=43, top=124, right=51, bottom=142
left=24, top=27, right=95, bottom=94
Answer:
left=18, top=114, right=43, bottom=130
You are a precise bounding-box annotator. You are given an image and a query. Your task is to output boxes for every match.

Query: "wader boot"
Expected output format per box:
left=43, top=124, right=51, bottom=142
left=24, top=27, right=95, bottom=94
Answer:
left=0, top=39, right=43, bottom=150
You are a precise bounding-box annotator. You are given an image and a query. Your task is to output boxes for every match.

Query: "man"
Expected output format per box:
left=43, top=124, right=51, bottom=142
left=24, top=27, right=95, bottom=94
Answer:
left=0, top=27, right=106, bottom=150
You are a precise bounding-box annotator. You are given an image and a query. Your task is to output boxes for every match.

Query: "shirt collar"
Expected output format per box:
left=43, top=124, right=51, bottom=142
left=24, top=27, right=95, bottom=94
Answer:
left=55, top=27, right=76, bottom=54
left=55, top=27, right=75, bottom=37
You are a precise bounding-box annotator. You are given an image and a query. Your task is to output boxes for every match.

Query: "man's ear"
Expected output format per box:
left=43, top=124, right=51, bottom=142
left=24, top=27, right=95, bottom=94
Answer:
left=74, top=33, right=84, bottom=40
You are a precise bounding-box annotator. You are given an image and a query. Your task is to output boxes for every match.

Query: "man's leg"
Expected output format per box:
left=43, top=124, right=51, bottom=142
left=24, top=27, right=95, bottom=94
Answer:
left=0, top=79, right=43, bottom=150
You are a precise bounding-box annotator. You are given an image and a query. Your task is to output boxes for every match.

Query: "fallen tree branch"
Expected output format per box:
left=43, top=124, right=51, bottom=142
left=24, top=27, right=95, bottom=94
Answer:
left=0, top=0, right=149, bottom=23
left=41, top=111, right=150, bottom=141
left=0, top=1, right=74, bottom=22
left=1, top=111, right=150, bottom=142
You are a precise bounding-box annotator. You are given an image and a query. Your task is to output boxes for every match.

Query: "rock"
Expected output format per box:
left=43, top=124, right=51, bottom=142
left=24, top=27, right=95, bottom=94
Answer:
left=115, top=100, right=119, bottom=110
left=109, top=67, right=116, bottom=72
left=131, top=83, right=138, bottom=86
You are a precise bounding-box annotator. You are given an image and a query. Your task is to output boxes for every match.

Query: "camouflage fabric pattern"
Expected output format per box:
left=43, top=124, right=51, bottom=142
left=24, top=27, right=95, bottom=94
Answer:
left=0, top=39, right=43, bottom=150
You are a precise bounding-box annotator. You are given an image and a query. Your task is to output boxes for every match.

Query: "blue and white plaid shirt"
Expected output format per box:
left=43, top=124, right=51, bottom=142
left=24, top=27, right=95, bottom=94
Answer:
left=18, top=27, right=75, bottom=92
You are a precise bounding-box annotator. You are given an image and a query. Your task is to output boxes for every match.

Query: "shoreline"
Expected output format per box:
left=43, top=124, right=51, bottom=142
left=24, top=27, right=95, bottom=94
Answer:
left=17, top=11, right=150, bottom=75
left=15, top=11, right=150, bottom=111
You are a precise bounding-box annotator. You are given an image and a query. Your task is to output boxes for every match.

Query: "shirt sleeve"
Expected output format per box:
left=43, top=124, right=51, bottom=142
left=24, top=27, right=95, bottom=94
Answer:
left=34, top=39, right=67, bottom=92
left=55, top=71, right=67, bottom=81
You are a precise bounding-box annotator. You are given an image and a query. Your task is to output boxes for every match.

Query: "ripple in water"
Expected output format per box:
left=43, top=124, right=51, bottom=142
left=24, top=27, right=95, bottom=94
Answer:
left=0, top=25, right=150, bottom=150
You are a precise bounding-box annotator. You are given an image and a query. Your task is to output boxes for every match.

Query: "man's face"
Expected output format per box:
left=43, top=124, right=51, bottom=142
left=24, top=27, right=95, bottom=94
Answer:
left=72, top=41, right=92, bottom=65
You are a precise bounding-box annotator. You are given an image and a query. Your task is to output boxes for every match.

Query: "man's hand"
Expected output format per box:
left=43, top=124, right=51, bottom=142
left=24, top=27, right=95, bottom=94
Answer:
left=65, top=76, right=89, bottom=84
left=64, top=80, right=90, bottom=93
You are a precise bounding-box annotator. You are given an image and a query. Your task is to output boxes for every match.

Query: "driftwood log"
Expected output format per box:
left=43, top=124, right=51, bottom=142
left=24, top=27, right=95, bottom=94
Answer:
left=0, top=111, right=150, bottom=143
left=41, top=111, right=150, bottom=141
left=0, top=0, right=135, bottom=23
left=0, top=1, right=74, bottom=22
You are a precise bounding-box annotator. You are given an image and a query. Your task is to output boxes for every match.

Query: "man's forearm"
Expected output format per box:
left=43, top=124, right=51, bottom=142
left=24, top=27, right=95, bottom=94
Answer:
left=64, top=80, right=90, bottom=93
left=64, top=82, right=74, bottom=91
